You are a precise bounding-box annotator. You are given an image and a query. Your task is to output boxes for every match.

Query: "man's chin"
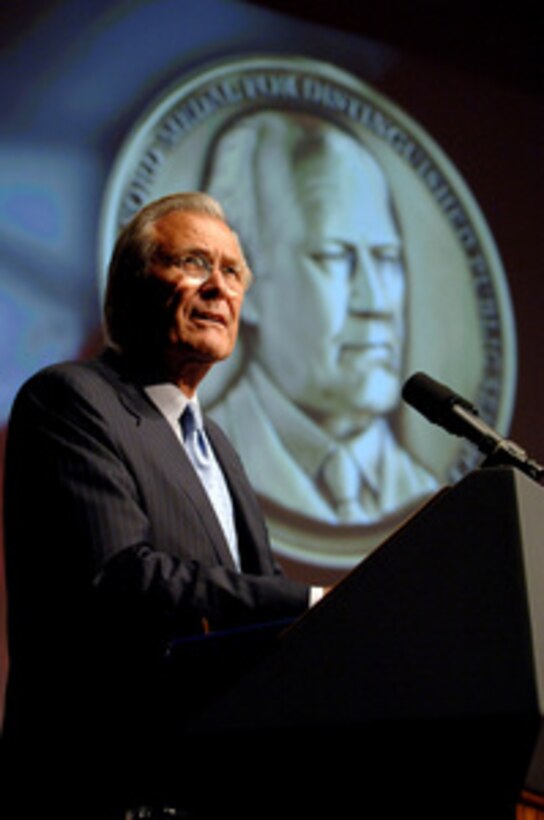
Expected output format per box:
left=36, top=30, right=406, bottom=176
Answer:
left=354, top=366, right=401, bottom=411
left=162, top=338, right=235, bottom=377
left=292, top=367, right=401, bottom=430
left=173, top=328, right=236, bottom=358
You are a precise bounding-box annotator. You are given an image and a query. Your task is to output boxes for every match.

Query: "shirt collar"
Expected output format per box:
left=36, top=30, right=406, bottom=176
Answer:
left=144, top=383, right=202, bottom=440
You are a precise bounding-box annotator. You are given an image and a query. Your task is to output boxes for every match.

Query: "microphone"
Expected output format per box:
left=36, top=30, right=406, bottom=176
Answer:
left=402, top=371, right=544, bottom=482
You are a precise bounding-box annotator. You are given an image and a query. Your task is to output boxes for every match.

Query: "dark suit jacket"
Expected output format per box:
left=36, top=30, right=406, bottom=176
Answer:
left=2, top=349, right=309, bottom=812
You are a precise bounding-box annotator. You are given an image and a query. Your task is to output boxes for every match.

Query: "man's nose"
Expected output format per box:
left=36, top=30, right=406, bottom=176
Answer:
left=349, top=250, right=390, bottom=315
left=200, top=262, right=229, bottom=296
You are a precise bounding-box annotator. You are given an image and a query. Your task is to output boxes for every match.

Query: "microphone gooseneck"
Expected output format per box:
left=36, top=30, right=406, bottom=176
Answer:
left=401, top=372, right=544, bottom=483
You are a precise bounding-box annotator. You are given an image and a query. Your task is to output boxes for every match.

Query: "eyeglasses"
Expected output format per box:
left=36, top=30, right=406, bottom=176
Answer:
left=158, top=251, right=247, bottom=295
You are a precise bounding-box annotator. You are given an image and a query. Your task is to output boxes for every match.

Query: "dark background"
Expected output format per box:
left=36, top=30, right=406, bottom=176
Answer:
left=248, top=1, right=543, bottom=96
left=3, top=1, right=542, bottom=94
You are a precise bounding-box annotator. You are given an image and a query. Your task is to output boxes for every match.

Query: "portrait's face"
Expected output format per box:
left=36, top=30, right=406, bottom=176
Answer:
left=147, top=210, right=245, bottom=375
left=250, top=135, right=406, bottom=432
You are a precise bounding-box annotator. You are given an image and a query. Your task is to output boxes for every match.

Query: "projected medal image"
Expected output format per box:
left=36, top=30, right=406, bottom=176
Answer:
left=99, top=55, right=516, bottom=567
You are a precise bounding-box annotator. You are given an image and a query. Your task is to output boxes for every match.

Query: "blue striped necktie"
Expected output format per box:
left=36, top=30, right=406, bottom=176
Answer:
left=180, top=402, right=240, bottom=569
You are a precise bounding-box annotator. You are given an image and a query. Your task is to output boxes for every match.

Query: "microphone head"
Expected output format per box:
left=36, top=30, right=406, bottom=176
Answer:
left=401, top=372, right=477, bottom=432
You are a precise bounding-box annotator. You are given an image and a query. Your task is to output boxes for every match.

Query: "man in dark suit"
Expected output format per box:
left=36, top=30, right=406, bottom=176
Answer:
left=2, top=192, right=317, bottom=817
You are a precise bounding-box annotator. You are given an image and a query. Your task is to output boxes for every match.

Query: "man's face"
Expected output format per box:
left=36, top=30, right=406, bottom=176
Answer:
left=146, top=210, right=245, bottom=376
left=251, top=137, right=406, bottom=429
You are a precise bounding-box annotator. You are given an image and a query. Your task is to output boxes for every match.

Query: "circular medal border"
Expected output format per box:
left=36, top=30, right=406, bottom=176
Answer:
left=98, top=53, right=517, bottom=567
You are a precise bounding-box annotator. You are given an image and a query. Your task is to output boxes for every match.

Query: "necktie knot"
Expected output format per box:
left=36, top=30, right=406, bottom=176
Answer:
left=180, top=402, right=200, bottom=437
left=181, top=404, right=208, bottom=463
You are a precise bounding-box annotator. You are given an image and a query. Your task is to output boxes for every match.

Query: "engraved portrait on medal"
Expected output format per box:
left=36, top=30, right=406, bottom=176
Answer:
left=99, top=56, right=516, bottom=567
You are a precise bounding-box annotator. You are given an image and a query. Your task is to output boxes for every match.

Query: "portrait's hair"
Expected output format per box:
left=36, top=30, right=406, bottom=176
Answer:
left=202, top=109, right=402, bottom=278
left=103, top=191, right=249, bottom=354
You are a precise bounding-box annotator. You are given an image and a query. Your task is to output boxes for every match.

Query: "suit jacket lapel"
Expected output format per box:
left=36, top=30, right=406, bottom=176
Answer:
left=94, top=353, right=237, bottom=570
left=146, top=412, right=238, bottom=570
left=206, top=422, right=270, bottom=574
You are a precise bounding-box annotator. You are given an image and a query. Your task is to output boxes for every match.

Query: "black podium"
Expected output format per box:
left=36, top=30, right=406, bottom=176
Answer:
left=164, top=467, right=544, bottom=818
